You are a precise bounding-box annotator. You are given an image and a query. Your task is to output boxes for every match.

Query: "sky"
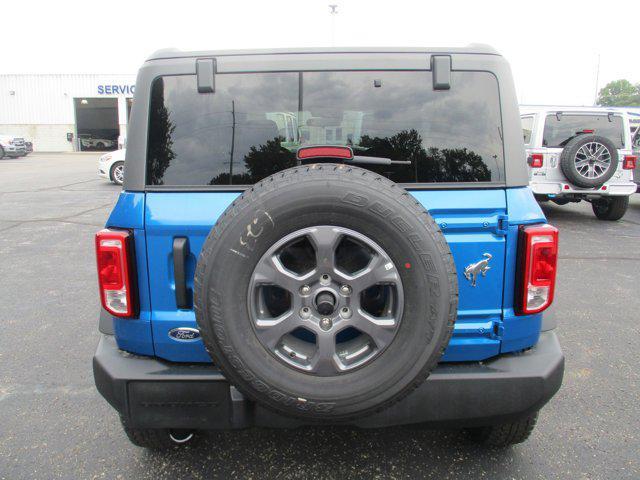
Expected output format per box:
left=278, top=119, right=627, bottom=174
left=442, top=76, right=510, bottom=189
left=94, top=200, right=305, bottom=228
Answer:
left=2, top=0, right=638, bottom=106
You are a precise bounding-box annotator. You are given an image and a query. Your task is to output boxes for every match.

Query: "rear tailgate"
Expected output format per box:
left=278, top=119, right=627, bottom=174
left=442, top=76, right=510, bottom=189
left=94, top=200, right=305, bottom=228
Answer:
left=144, top=189, right=509, bottom=362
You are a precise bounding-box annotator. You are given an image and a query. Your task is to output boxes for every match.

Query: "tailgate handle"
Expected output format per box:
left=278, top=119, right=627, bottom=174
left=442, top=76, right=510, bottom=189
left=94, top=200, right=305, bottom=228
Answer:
left=173, top=237, right=191, bottom=309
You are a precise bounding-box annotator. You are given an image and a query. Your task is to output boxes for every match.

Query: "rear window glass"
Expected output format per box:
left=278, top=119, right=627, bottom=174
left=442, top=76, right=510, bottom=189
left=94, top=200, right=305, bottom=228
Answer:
left=146, top=71, right=504, bottom=186
left=521, top=116, right=533, bottom=144
left=542, top=114, right=624, bottom=148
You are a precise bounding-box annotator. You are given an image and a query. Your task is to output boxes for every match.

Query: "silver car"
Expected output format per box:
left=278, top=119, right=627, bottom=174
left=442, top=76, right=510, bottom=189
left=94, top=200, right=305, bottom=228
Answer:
left=0, top=134, right=27, bottom=158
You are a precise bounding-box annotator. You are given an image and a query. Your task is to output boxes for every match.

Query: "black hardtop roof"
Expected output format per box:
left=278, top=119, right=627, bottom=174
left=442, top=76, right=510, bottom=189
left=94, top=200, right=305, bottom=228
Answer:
left=147, top=45, right=500, bottom=61
left=123, top=43, right=529, bottom=190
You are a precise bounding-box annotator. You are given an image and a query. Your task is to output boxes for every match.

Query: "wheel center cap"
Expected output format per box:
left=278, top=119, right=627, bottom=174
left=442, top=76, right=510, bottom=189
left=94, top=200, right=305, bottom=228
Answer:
left=315, top=291, right=337, bottom=316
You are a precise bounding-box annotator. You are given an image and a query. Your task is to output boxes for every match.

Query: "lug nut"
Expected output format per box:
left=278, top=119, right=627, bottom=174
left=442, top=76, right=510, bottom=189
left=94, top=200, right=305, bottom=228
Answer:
left=300, top=307, right=311, bottom=319
left=320, top=317, right=333, bottom=331
left=300, top=285, right=311, bottom=295
left=340, top=285, right=351, bottom=295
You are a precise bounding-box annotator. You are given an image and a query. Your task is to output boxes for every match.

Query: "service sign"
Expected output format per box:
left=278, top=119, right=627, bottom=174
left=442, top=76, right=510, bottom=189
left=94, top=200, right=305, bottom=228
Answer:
left=97, top=84, right=135, bottom=95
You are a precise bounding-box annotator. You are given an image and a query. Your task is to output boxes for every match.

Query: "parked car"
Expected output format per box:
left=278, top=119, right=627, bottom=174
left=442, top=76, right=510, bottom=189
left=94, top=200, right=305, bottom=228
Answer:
left=98, top=149, right=125, bottom=185
left=93, top=46, right=563, bottom=450
left=0, top=134, right=27, bottom=158
left=78, top=134, right=116, bottom=150
left=520, top=106, right=636, bottom=220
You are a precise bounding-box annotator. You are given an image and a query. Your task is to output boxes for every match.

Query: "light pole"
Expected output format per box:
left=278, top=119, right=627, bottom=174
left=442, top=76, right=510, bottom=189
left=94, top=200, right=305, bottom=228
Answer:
left=593, top=53, right=601, bottom=106
left=329, top=4, right=338, bottom=46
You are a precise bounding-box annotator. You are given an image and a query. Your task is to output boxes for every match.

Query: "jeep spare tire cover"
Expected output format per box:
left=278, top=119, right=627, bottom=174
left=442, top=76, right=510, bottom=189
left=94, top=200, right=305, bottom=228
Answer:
left=559, top=134, right=619, bottom=188
left=194, top=165, right=458, bottom=421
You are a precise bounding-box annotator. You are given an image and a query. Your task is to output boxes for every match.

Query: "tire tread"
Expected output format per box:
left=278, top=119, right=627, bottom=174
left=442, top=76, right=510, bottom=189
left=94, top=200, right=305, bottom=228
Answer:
left=592, top=196, right=629, bottom=221
left=467, top=412, right=538, bottom=447
left=120, top=417, right=188, bottom=450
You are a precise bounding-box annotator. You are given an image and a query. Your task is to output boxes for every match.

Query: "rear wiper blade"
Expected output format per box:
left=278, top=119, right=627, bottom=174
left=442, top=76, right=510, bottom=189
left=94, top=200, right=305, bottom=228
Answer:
left=345, top=155, right=411, bottom=166
left=295, top=146, right=411, bottom=166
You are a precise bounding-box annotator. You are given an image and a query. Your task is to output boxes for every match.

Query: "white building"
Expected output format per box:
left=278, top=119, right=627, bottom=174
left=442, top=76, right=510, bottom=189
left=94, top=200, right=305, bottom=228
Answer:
left=0, top=74, right=136, bottom=152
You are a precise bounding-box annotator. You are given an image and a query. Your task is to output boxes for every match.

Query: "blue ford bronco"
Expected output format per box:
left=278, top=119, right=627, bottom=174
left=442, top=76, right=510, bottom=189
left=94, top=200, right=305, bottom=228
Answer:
left=93, top=46, right=564, bottom=449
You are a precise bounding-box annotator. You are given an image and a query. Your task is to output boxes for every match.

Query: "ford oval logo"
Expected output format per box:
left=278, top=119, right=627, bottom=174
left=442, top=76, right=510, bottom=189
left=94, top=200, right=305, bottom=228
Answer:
left=168, top=327, right=201, bottom=342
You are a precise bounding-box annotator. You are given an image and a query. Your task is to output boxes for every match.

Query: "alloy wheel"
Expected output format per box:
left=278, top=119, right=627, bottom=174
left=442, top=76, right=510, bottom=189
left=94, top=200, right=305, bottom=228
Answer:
left=248, top=226, right=404, bottom=376
left=113, top=164, right=124, bottom=184
left=574, top=142, right=612, bottom=179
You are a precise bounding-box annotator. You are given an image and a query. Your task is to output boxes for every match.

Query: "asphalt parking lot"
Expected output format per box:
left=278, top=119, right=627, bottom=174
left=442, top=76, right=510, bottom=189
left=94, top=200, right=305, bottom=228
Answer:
left=1, top=153, right=639, bottom=479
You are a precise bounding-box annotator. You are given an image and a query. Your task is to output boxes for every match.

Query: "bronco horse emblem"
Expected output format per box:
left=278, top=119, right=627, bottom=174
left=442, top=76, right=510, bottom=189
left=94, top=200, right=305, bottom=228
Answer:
left=464, top=253, right=492, bottom=287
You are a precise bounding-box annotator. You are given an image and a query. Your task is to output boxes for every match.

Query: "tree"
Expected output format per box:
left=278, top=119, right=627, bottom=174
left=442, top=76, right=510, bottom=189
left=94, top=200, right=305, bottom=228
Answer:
left=242, top=137, right=296, bottom=181
left=146, top=78, right=176, bottom=185
left=208, top=136, right=295, bottom=185
left=359, top=129, right=492, bottom=183
left=596, top=80, right=640, bottom=107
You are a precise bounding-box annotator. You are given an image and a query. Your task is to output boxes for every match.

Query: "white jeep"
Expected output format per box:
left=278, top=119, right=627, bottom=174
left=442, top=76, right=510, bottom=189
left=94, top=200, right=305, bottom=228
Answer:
left=520, top=106, right=637, bottom=220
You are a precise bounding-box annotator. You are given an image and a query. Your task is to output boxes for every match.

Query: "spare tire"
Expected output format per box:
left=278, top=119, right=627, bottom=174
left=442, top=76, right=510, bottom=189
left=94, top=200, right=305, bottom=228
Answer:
left=194, top=165, right=457, bottom=421
left=559, top=134, right=619, bottom=188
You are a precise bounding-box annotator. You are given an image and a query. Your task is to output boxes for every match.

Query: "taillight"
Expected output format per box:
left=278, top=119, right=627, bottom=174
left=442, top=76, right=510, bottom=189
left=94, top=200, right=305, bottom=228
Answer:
left=623, top=155, right=637, bottom=170
left=516, top=224, right=558, bottom=315
left=95, top=229, right=137, bottom=317
left=297, top=146, right=353, bottom=160
left=528, top=153, right=543, bottom=168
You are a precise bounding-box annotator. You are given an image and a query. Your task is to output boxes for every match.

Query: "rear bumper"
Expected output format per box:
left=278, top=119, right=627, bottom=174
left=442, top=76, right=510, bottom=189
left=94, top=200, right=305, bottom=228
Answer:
left=1, top=146, right=25, bottom=157
left=531, top=181, right=636, bottom=196
left=93, top=331, right=564, bottom=430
